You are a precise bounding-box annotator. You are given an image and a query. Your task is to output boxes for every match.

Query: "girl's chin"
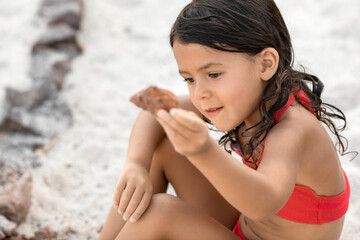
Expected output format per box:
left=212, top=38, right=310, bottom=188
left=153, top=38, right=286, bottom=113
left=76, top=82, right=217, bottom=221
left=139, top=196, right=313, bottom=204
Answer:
left=210, top=123, right=236, bottom=132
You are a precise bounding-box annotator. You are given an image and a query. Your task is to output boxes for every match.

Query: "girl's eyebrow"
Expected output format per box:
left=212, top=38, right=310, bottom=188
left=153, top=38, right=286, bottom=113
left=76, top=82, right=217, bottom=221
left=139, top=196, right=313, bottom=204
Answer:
left=179, top=62, right=223, bottom=74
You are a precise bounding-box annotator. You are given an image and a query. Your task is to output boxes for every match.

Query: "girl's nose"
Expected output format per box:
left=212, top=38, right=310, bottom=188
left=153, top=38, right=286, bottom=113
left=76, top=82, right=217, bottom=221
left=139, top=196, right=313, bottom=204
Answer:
left=194, top=80, right=211, bottom=100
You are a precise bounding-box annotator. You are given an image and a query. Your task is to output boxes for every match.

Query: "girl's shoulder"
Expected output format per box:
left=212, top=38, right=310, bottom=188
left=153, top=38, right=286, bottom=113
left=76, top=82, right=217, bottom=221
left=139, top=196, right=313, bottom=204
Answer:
left=271, top=101, right=324, bottom=142
left=262, top=102, right=333, bottom=174
left=266, top=103, right=345, bottom=196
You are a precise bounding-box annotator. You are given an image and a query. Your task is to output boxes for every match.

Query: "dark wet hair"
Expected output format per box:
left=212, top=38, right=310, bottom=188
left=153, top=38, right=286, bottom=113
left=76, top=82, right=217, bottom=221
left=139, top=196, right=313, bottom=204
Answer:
left=170, top=0, right=355, bottom=167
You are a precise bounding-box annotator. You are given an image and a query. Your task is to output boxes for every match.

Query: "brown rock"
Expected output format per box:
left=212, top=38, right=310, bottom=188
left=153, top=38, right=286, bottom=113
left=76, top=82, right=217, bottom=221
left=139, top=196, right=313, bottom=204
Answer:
left=52, top=61, right=71, bottom=90
left=130, top=86, right=178, bottom=114
left=0, top=215, right=17, bottom=238
left=39, top=0, right=84, bottom=30
left=6, top=237, right=20, bottom=240
left=0, top=118, right=36, bottom=135
left=31, top=24, right=82, bottom=57
left=30, top=48, right=71, bottom=92
left=0, top=165, right=32, bottom=225
left=32, top=226, right=58, bottom=240
left=5, top=88, right=39, bottom=110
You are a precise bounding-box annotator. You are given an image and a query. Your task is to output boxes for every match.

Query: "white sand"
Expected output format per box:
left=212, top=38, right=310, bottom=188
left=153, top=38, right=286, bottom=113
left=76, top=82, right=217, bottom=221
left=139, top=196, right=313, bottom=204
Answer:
left=0, top=0, right=359, bottom=239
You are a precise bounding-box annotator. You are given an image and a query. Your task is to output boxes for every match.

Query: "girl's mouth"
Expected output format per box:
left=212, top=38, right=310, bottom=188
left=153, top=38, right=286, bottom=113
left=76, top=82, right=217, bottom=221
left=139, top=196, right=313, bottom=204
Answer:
left=205, top=107, right=223, bottom=118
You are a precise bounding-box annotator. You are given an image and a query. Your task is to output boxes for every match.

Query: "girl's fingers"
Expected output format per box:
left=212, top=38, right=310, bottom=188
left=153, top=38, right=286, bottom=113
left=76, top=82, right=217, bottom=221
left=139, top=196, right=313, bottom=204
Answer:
left=169, top=108, right=203, bottom=132
left=113, top=180, right=126, bottom=208
left=129, top=191, right=152, bottom=222
left=117, top=184, right=136, bottom=215
left=122, top=188, right=145, bottom=222
left=157, top=109, right=210, bottom=156
left=157, top=110, right=194, bottom=137
left=157, top=117, right=189, bottom=149
left=156, top=112, right=180, bottom=137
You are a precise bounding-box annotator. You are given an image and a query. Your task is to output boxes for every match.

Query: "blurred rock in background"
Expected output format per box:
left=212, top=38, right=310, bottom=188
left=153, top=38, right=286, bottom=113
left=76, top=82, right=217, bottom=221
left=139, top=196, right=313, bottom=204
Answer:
left=0, top=0, right=83, bottom=168
left=0, top=0, right=83, bottom=238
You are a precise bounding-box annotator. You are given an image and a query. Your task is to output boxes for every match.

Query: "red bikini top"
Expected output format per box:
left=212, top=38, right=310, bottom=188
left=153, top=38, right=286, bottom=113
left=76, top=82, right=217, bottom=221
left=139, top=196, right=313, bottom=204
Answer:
left=230, top=90, right=350, bottom=224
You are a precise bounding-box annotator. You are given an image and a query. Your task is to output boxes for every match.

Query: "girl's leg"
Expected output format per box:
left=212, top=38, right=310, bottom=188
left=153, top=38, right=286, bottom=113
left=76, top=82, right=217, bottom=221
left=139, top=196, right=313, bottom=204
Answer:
left=99, top=137, right=239, bottom=239
left=98, top=139, right=170, bottom=240
left=98, top=138, right=171, bottom=240
left=116, top=193, right=240, bottom=240
left=151, top=137, right=239, bottom=229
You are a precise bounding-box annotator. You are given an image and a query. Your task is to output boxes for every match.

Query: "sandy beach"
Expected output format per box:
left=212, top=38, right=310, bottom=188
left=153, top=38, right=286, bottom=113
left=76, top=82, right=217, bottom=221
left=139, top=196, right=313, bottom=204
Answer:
left=0, top=0, right=359, bottom=239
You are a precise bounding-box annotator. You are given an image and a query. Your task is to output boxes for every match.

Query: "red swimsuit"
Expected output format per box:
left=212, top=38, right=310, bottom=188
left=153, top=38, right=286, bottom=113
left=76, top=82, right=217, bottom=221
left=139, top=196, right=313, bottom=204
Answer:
left=231, top=91, right=351, bottom=239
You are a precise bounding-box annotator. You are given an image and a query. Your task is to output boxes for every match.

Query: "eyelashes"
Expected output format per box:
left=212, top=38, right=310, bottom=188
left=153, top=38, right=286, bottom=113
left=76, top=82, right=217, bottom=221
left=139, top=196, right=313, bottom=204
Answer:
left=183, top=78, right=194, bottom=83
left=183, top=73, right=222, bottom=83
left=209, top=72, right=222, bottom=79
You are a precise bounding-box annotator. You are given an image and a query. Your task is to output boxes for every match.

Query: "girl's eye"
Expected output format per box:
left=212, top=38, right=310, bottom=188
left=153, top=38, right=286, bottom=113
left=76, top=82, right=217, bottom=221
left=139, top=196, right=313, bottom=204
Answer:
left=183, top=78, right=195, bottom=83
left=209, top=73, right=221, bottom=79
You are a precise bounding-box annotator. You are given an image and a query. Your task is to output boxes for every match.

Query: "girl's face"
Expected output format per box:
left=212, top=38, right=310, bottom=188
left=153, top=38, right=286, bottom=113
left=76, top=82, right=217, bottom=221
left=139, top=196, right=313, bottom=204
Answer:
left=173, top=41, right=267, bottom=131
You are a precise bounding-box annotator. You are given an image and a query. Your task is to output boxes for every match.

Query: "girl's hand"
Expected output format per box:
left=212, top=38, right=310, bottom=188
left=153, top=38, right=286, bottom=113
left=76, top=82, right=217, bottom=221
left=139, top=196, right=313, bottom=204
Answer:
left=156, top=108, right=210, bottom=157
left=113, top=162, right=153, bottom=223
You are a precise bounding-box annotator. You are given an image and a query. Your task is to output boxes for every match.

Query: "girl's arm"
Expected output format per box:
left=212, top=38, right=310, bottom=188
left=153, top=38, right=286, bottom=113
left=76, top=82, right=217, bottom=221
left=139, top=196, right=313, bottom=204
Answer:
left=125, top=95, right=201, bottom=170
left=156, top=108, right=303, bottom=221
left=187, top=127, right=302, bottom=220
left=113, top=95, right=200, bottom=222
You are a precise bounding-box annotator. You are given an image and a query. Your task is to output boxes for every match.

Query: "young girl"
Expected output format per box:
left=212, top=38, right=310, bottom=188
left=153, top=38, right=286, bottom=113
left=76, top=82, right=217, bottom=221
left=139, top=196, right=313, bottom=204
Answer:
left=99, top=0, right=353, bottom=239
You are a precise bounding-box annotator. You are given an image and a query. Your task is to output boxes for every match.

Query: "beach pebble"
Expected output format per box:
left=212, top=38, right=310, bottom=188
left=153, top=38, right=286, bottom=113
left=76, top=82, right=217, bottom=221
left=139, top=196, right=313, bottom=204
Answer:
left=0, top=167, right=32, bottom=225
left=39, top=0, right=84, bottom=30
left=0, top=215, right=17, bottom=238
left=32, top=24, right=82, bottom=57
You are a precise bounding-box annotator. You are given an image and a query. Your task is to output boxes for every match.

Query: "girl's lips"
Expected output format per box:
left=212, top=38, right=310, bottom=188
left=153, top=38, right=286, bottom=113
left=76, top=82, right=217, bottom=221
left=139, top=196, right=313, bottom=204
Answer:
left=206, top=107, right=223, bottom=118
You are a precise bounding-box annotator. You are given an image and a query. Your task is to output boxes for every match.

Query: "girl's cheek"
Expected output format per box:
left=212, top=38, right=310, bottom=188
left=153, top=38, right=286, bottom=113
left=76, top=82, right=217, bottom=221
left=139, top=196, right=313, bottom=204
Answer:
left=188, top=92, right=197, bottom=107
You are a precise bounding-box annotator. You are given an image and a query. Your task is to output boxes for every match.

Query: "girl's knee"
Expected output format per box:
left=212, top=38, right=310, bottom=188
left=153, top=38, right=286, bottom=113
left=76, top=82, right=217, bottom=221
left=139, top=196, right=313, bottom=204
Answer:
left=148, top=193, right=182, bottom=220
left=119, top=194, right=181, bottom=238
left=123, top=193, right=181, bottom=226
left=130, top=193, right=184, bottom=232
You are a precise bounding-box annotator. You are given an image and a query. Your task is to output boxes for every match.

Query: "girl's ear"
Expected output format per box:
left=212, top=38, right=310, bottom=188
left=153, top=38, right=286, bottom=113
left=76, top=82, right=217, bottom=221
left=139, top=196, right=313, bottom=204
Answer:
left=258, top=48, right=279, bottom=81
